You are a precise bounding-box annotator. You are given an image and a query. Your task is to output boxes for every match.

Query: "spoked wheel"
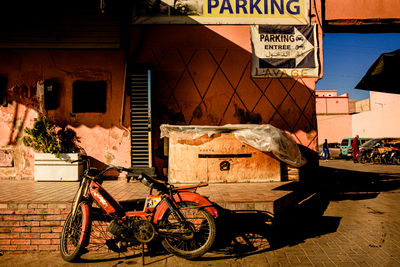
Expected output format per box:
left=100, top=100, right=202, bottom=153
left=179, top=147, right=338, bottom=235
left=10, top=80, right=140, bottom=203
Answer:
left=160, top=201, right=216, bottom=260
left=83, top=210, right=142, bottom=260
left=60, top=203, right=90, bottom=262
left=86, top=218, right=113, bottom=252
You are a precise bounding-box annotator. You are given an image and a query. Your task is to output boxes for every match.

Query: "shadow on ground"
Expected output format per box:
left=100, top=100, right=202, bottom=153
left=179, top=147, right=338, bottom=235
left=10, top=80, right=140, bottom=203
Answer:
left=78, top=165, right=400, bottom=263
left=319, top=165, right=400, bottom=201
left=205, top=204, right=340, bottom=260
left=198, top=164, right=400, bottom=259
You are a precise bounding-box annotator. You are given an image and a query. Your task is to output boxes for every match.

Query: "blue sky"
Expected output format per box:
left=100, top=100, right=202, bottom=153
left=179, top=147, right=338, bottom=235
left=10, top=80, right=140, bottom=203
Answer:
left=316, top=33, right=400, bottom=100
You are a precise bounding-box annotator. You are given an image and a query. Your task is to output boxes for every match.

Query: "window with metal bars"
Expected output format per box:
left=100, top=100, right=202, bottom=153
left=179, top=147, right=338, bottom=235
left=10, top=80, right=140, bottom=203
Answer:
left=72, top=81, right=107, bottom=113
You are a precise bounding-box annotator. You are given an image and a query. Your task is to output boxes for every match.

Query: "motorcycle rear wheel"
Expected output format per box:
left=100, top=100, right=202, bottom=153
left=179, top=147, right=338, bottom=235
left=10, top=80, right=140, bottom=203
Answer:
left=360, top=155, right=367, bottom=164
left=160, top=201, right=216, bottom=260
left=60, top=203, right=90, bottom=262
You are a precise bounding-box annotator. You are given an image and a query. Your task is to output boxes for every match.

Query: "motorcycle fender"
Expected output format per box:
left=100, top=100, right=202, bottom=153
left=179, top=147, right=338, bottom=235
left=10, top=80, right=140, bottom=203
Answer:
left=79, top=203, right=91, bottom=247
left=152, top=192, right=217, bottom=224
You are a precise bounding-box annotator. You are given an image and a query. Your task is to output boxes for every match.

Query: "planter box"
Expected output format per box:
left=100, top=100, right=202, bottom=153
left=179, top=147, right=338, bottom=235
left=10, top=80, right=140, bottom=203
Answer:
left=34, top=153, right=83, bottom=181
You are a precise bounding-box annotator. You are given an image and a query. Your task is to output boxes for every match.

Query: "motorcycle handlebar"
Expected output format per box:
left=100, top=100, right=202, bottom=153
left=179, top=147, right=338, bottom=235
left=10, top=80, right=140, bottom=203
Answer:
left=69, top=154, right=89, bottom=164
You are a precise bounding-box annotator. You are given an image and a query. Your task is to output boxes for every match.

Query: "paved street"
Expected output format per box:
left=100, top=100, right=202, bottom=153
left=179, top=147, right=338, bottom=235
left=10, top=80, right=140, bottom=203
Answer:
left=1, top=159, right=400, bottom=266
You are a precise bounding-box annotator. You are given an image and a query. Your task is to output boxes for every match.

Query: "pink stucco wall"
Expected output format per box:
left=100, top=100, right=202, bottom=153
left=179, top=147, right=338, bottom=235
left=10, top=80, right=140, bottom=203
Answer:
left=316, top=97, right=349, bottom=114
left=370, top=91, right=400, bottom=111
left=318, top=91, right=400, bottom=144
left=0, top=50, right=131, bottom=179
left=352, top=91, right=400, bottom=138
left=132, top=24, right=322, bottom=169
left=317, top=115, right=352, bottom=144
left=352, top=104, right=400, bottom=138
left=0, top=0, right=325, bottom=179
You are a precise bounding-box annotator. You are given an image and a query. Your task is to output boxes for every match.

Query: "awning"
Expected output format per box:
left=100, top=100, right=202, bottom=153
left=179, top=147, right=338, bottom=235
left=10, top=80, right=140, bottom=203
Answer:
left=355, top=49, right=400, bottom=94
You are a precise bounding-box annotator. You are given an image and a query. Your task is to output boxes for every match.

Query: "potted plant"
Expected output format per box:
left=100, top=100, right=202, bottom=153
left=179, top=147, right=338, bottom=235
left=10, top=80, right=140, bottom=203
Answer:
left=23, top=116, right=83, bottom=181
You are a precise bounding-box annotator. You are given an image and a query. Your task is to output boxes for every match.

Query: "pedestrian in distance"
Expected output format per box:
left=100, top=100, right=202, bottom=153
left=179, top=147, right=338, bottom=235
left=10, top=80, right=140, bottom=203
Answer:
left=323, top=139, right=329, bottom=161
left=352, top=135, right=360, bottom=163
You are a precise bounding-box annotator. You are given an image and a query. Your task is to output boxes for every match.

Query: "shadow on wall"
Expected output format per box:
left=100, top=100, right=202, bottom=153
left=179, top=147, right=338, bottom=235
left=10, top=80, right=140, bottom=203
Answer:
left=131, top=24, right=318, bottom=174
left=0, top=50, right=129, bottom=177
left=1, top=6, right=318, bottom=177
left=6, top=103, right=30, bottom=146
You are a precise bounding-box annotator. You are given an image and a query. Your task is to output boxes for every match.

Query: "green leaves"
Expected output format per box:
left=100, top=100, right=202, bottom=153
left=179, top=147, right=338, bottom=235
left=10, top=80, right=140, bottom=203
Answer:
left=22, top=116, right=79, bottom=158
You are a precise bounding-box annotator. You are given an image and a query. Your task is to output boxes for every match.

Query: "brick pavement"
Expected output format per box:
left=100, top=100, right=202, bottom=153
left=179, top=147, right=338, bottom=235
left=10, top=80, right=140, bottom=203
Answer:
left=1, top=186, right=400, bottom=266
left=1, top=159, right=400, bottom=265
left=0, top=179, right=295, bottom=253
left=0, top=180, right=293, bottom=210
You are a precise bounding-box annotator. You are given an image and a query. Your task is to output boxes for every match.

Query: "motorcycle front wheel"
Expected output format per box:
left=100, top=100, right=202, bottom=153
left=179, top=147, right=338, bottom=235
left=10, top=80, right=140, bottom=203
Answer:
left=60, top=202, right=90, bottom=262
left=160, top=201, right=216, bottom=260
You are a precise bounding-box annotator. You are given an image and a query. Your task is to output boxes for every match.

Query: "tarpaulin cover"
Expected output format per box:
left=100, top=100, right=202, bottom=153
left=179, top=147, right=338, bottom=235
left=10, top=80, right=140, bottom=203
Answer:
left=160, top=124, right=306, bottom=167
left=355, top=49, right=400, bottom=94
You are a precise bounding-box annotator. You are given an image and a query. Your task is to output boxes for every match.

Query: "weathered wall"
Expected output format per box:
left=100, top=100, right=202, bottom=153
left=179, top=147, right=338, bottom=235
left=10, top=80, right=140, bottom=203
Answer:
left=0, top=0, right=324, bottom=179
left=168, top=133, right=281, bottom=183
left=0, top=50, right=131, bottom=179
left=131, top=24, right=322, bottom=172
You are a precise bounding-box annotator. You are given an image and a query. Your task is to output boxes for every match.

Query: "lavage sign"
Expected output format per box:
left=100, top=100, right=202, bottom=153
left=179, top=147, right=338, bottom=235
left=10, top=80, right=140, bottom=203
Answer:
left=251, top=24, right=319, bottom=78
left=133, top=0, right=309, bottom=24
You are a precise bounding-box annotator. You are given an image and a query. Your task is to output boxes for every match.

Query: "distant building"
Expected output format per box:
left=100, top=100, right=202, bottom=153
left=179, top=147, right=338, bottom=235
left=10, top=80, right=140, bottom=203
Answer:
left=352, top=91, right=400, bottom=138
left=316, top=90, right=352, bottom=144
left=315, top=90, right=349, bottom=115
left=355, top=99, right=371, bottom=113
left=348, top=99, right=357, bottom=114
left=316, top=90, right=400, bottom=144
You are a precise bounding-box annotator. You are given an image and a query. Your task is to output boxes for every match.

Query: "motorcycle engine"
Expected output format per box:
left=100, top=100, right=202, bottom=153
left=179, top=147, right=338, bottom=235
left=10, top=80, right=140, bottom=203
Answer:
left=107, top=218, right=155, bottom=243
left=132, top=219, right=155, bottom=243
left=107, top=219, right=130, bottom=239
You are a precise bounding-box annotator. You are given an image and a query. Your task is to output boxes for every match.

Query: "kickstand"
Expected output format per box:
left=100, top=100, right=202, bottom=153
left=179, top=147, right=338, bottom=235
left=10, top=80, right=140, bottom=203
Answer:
left=141, top=242, right=145, bottom=266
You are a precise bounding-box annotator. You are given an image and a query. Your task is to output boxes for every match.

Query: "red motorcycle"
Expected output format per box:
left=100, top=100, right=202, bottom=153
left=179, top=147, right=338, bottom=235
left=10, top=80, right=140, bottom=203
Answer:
left=60, top=155, right=217, bottom=261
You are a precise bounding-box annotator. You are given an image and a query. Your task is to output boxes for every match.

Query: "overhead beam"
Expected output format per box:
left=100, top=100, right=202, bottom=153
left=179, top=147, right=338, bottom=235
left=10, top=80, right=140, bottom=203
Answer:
left=323, top=0, right=400, bottom=33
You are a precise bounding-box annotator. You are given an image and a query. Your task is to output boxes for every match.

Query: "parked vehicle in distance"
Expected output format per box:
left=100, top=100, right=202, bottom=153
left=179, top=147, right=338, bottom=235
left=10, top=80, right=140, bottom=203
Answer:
left=359, top=138, right=400, bottom=164
left=318, top=142, right=341, bottom=159
left=360, top=138, right=398, bottom=151
left=385, top=141, right=400, bottom=164
left=340, top=137, right=371, bottom=159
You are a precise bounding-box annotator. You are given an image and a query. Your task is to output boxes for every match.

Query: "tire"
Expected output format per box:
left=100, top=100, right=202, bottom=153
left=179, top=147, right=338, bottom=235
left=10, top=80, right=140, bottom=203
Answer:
left=160, top=201, right=216, bottom=260
left=360, top=155, right=367, bottom=164
left=60, top=203, right=90, bottom=262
